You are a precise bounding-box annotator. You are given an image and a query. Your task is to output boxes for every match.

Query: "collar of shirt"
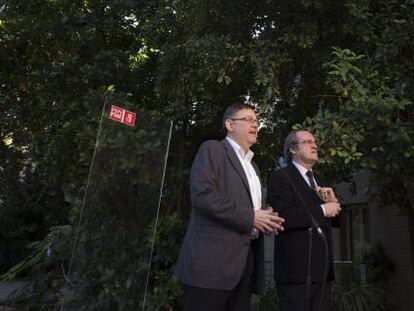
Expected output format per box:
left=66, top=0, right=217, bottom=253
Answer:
left=292, top=160, right=318, bottom=188
left=226, top=136, right=254, bottom=162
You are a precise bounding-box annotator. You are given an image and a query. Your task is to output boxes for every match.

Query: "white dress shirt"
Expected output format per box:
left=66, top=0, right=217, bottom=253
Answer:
left=291, top=160, right=318, bottom=188
left=226, top=137, right=262, bottom=238
left=226, top=137, right=262, bottom=211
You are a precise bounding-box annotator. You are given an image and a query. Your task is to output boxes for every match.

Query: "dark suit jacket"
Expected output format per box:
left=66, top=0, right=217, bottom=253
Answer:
left=267, top=162, right=340, bottom=284
left=175, top=139, right=265, bottom=294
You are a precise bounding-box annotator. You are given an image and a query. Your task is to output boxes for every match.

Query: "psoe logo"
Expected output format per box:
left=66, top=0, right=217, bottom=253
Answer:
left=109, top=105, right=136, bottom=127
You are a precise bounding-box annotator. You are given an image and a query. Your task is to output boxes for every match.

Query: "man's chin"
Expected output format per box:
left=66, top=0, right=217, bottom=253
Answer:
left=306, top=158, right=318, bottom=166
left=310, top=154, right=318, bottom=161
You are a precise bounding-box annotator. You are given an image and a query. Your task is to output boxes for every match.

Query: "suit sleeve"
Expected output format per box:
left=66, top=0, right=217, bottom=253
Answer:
left=190, top=141, right=254, bottom=234
left=267, top=170, right=325, bottom=230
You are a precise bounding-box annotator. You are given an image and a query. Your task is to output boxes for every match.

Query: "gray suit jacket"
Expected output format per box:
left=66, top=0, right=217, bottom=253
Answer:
left=175, top=139, right=265, bottom=294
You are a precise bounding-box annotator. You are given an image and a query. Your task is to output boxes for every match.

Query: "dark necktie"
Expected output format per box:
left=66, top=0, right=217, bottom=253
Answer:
left=306, top=170, right=316, bottom=189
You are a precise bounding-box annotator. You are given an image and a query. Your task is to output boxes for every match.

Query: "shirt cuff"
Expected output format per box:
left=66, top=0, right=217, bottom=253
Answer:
left=321, top=204, right=326, bottom=216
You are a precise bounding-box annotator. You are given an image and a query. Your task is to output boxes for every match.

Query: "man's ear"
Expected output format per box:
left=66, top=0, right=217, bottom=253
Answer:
left=289, top=147, right=296, bottom=155
left=225, top=119, right=233, bottom=133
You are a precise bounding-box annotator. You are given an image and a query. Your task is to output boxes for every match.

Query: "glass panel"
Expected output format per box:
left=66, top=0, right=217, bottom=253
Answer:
left=59, top=95, right=172, bottom=311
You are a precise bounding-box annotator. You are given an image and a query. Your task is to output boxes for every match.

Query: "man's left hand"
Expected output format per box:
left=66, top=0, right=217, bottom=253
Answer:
left=315, top=186, right=338, bottom=203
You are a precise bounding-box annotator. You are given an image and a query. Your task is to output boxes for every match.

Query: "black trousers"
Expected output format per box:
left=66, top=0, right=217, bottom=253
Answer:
left=278, top=281, right=332, bottom=311
left=182, top=243, right=255, bottom=311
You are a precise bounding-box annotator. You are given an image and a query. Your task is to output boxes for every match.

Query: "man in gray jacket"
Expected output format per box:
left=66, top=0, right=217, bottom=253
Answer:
left=175, top=103, right=284, bottom=311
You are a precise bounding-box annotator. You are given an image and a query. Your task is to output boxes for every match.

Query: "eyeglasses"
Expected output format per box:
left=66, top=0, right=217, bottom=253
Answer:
left=230, top=116, right=260, bottom=126
left=293, top=139, right=318, bottom=146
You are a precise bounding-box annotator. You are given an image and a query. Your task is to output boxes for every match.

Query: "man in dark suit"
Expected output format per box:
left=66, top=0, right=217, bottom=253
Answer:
left=267, top=129, right=341, bottom=311
left=175, top=103, right=285, bottom=311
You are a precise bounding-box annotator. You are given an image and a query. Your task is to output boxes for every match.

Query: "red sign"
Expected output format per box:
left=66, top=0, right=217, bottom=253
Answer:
left=109, top=105, right=136, bottom=127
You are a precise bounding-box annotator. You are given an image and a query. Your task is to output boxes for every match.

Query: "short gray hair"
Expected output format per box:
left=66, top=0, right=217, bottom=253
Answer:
left=284, top=129, right=303, bottom=161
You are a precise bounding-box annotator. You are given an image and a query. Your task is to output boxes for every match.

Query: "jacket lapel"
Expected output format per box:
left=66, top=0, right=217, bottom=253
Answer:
left=221, top=139, right=252, bottom=199
left=287, top=163, right=322, bottom=204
